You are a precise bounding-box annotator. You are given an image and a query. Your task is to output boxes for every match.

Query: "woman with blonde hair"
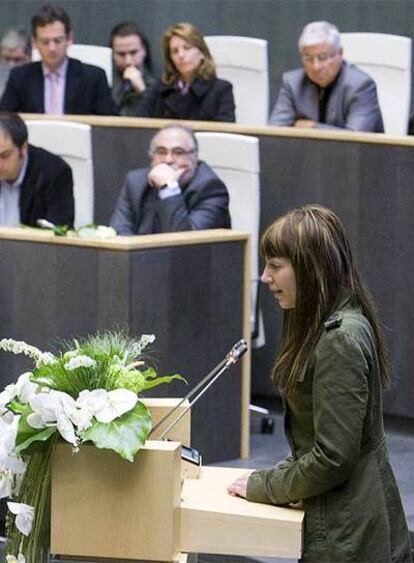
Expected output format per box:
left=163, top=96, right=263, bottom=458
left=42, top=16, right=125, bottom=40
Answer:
left=228, top=205, right=412, bottom=562
left=139, top=22, right=235, bottom=122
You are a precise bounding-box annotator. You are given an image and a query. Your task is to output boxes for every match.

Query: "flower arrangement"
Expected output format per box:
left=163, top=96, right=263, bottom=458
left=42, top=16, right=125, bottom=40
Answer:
left=0, top=332, right=184, bottom=563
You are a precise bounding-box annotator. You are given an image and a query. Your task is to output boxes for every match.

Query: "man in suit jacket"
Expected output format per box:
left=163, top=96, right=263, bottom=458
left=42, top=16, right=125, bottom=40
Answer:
left=110, top=123, right=231, bottom=235
left=269, top=21, right=384, bottom=133
left=0, top=4, right=116, bottom=115
left=0, top=113, right=74, bottom=227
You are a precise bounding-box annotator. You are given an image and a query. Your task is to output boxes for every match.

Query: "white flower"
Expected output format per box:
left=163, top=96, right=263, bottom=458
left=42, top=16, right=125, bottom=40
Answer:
left=0, top=415, right=21, bottom=460
left=64, top=355, right=97, bottom=371
left=36, top=351, right=56, bottom=367
left=6, top=553, right=26, bottom=563
left=95, top=225, right=116, bottom=239
left=0, top=373, right=38, bottom=416
left=0, top=471, right=13, bottom=498
left=0, top=339, right=55, bottom=368
left=27, top=390, right=79, bottom=447
left=0, top=415, right=26, bottom=499
left=7, top=502, right=34, bottom=536
left=77, top=225, right=116, bottom=240
left=131, top=334, right=156, bottom=357
left=94, top=389, right=137, bottom=423
left=15, top=373, right=38, bottom=404
left=76, top=388, right=137, bottom=424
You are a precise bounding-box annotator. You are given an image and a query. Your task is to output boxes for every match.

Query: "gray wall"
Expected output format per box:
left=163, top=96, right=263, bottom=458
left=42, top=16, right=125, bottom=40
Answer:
left=1, top=0, right=414, bottom=114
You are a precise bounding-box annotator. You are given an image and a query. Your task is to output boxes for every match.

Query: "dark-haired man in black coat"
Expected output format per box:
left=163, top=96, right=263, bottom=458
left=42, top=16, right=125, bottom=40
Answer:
left=0, top=112, right=74, bottom=227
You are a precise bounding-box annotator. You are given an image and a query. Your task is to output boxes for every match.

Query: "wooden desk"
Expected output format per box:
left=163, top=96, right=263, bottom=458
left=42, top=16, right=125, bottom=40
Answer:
left=0, top=228, right=250, bottom=463
left=181, top=466, right=303, bottom=559
left=20, top=114, right=414, bottom=419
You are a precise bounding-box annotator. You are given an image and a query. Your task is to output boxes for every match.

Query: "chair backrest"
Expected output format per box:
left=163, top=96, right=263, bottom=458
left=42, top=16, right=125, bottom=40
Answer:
left=25, top=120, right=94, bottom=229
left=32, top=44, right=113, bottom=86
left=195, top=132, right=263, bottom=343
left=204, top=36, right=269, bottom=126
left=340, top=33, right=412, bottom=135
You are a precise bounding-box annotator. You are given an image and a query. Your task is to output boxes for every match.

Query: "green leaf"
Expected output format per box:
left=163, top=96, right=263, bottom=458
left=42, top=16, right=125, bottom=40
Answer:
left=53, top=224, right=69, bottom=236
left=15, top=413, right=57, bottom=455
left=80, top=401, right=152, bottom=462
left=8, top=400, right=30, bottom=414
left=143, top=374, right=187, bottom=391
left=142, top=367, right=157, bottom=379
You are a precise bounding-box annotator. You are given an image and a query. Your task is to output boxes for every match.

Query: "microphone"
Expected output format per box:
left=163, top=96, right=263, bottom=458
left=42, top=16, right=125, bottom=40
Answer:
left=150, top=339, right=248, bottom=442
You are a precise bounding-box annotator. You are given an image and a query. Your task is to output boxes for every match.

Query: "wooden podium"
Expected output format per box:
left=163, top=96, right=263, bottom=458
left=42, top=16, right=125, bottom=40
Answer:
left=50, top=399, right=303, bottom=562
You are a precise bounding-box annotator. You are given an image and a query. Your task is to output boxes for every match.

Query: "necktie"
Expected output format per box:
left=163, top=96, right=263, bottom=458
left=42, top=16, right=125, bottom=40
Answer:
left=48, top=72, right=61, bottom=114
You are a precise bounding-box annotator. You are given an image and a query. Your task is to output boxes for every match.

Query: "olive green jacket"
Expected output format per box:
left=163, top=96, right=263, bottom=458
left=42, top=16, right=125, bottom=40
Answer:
left=247, top=302, right=412, bottom=562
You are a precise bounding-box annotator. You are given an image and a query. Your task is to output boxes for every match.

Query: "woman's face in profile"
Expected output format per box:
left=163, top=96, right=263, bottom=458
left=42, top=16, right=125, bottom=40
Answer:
left=169, top=35, right=204, bottom=82
left=261, top=257, right=296, bottom=309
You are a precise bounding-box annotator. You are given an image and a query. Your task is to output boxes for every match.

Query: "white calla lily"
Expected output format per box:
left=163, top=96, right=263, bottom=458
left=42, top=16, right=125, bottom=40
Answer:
left=7, top=502, right=34, bottom=536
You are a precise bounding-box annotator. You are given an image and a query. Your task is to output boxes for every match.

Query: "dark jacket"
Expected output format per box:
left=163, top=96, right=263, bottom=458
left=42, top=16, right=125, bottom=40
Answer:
left=247, top=301, right=412, bottom=562
left=110, top=161, right=231, bottom=235
left=138, top=77, right=236, bottom=122
left=0, top=58, right=117, bottom=115
left=112, top=66, right=156, bottom=117
left=19, top=145, right=74, bottom=227
left=269, top=61, right=384, bottom=133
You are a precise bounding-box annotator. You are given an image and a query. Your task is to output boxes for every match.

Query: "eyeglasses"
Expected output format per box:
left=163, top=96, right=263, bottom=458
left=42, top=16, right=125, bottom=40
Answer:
left=150, top=147, right=196, bottom=158
left=301, top=52, right=337, bottom=65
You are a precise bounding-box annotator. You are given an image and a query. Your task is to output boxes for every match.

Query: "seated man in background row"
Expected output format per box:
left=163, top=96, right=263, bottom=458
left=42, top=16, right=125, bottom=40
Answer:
left=269, top=21, right=384, bottom=132
left=110, top=123, right=231, bottom=235
left=0, top=28, right=31, bottom=98
left=110, top=21, right=156, bottom=117
left=0, top=113, right=74, bottom=227
left=0, top=4, right=117, bottom=115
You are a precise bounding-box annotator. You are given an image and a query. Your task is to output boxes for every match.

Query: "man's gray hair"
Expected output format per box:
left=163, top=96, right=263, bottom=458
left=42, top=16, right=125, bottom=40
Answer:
left=149, top=123, right=199, bottom=155
left=298, top=21, right=341, bottom=53
left=0, top=27, right=31, bottom=56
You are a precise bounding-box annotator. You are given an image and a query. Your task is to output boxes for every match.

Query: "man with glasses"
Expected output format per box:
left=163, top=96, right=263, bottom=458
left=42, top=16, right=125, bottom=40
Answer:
left=269, top=21, right=384, bottom=132
left=110, top=123, right=231, bottom=235
left=0, top=4, right=116, bottom=115
left=0, top=28, right=31, bottom=98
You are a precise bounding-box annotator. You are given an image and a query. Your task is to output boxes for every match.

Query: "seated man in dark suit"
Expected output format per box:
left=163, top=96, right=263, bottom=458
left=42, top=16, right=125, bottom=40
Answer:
left=0, top=112, right=74, bottom=227
left=110, top=123, right=231, bottom=235
left=269, top=21, right=384, bottom=133
left=0, top=4, right=117, bottom=115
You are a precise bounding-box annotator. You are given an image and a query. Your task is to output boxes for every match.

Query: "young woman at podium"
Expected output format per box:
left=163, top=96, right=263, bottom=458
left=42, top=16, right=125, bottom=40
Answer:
left=228, top=205, right=412, bottom=562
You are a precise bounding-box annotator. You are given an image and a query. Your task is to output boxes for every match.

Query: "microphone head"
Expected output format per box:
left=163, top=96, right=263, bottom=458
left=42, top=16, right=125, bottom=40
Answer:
left=226, top=339, right=248, bottom=365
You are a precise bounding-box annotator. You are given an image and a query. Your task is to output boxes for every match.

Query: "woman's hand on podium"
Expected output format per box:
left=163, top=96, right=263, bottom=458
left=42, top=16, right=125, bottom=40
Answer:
left=227, top=471, right=252, bottom=498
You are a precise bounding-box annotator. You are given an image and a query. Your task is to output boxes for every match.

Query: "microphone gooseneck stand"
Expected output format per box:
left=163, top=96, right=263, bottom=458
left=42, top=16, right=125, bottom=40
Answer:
left=149, top=339, right=248, bottom=442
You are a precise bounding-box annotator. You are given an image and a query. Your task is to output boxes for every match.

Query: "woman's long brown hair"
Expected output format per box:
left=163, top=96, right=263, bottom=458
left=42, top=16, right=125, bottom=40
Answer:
left=261, top=205, right=390, bottom=396
left=161, top=22, right=216, bottom=85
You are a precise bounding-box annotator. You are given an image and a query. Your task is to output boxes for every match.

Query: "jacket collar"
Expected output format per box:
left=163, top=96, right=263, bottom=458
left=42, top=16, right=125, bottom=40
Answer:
left=160, top=77, right=212, bottom=98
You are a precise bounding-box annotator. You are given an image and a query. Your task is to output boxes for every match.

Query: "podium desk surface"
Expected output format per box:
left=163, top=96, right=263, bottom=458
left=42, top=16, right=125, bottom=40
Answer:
left=0, top=227, right=248, bottom=251
left=181, top=466, right=303, bottom=559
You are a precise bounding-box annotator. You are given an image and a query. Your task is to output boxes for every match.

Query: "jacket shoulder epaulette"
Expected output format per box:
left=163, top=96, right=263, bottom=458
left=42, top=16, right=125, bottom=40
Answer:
left=324, top=312, right=343, bottom=331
